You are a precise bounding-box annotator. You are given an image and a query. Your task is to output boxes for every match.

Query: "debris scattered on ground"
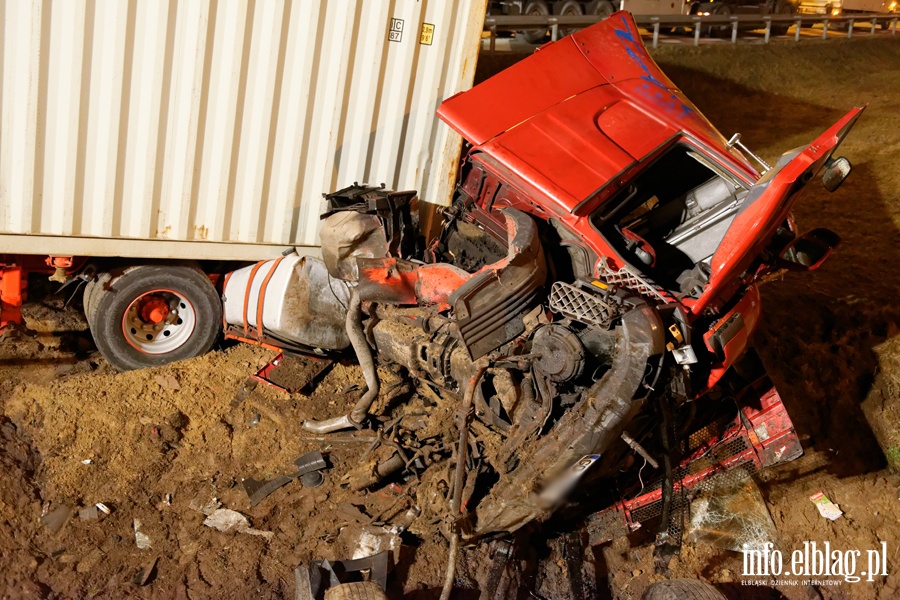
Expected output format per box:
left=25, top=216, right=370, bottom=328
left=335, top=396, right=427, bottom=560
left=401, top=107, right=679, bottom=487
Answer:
left=242, top=450, right=329, bottom=505
left=254, top=353, right=333, bottom=393
left=202, top=508, right=274, bottom=539
left=810, top=491, right=844, bottom=521
left=188, top=497, right=221, bottom=516
left=133, top=555, right=159, bottom=586
left=686, top=477, right=778, bottom=552
left=78, top=505, right=98, bottom=521
left=154, top=374, right=180, bottom=390
left=41, top=505, right=73, bottom=534
left=241, top=474, right=296, bottom=506
left=300, top=551, right=391, bottom=598
left=133, top=518, right=151, bottom=549
left=230, top=378, right=258, bottom=407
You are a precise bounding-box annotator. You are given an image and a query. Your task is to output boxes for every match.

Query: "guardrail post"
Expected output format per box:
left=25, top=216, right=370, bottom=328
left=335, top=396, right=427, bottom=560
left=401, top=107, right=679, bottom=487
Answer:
left=489, top=24, right=496, bottom=55
left=652, top=18, right=660, bottom=48
left=822, top=18, right=829, bottom=39
left=795, top=18, right=802, bottom=41
left=550, top=17, right=559, bottom=41
left=731, top=16, right=738, bottom=43
left=848, top=18, right=854, bottom=38
left=693, top=16, right=701, bottom=46
left=871, top=18, right=877, bottom=34
left=764, top=16, right=771, bottom=43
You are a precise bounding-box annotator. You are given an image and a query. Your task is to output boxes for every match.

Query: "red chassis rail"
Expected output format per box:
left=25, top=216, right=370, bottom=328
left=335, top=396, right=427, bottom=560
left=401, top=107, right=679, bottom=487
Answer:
left=585, top=372, right=802, bottom=546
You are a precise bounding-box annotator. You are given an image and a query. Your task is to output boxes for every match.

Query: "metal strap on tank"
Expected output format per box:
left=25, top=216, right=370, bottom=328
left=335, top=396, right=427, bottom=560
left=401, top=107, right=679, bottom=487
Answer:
left=221, top=271, right=233, bottom=329
left=242, top=261, right=267, bottom=335
left=255, top=256, right=286, bottom=342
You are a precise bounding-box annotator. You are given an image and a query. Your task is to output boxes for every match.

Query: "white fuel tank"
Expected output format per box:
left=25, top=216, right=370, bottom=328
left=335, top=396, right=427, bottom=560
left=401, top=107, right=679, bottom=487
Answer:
left=223, top=255, right=351, bottom=351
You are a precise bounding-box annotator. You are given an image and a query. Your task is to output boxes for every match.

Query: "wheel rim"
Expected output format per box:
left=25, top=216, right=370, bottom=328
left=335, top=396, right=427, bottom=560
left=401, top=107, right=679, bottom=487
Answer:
left=122, top=289, right=196, bottom=355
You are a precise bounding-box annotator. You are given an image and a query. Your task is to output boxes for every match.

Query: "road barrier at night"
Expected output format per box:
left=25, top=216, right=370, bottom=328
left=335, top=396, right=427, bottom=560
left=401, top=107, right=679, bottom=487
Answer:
left=484, top=12, right=899, bottom=49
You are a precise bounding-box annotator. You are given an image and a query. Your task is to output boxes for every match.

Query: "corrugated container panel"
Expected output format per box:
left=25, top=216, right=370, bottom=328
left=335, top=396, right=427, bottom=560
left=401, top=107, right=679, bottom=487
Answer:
left=0, top=0, right=486, bottom=258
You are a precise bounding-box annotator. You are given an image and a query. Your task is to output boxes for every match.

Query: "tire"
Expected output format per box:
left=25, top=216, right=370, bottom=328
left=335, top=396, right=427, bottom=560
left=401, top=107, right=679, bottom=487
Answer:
left=88, top=265, right=222, bottom=371
left=642, top=579, right=727, bottom=600
left=83, top=272, right=112, bottom=329
left=771, top=1, right=795, bottom=35
left=587, top=0, right=615, bottom=18
left=555, top=0, right=584, bottom=37
left=323, top=582, right=388, bottom=600
left=706, top=3, right=733, bottom=38
left=520, top=0, right=551, bottom=44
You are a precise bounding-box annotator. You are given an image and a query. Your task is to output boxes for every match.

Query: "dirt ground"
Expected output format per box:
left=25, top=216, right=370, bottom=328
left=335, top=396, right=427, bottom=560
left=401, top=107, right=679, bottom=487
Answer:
left=0, top=37, right=899, bottom=600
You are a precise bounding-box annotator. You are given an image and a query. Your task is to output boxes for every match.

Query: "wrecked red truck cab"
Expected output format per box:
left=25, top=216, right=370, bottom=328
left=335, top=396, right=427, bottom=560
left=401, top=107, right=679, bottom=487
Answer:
left=438, top=12, right=859, bottom=389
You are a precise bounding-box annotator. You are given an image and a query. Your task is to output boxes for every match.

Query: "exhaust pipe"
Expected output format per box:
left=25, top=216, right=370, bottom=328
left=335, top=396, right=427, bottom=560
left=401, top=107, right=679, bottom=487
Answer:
left=302, top=287, right=380, bottom=433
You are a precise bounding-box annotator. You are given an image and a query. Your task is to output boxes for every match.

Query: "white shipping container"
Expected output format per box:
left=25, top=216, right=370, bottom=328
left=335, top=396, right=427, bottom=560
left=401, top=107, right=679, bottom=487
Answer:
left=0, top=0, right=487, bottom=261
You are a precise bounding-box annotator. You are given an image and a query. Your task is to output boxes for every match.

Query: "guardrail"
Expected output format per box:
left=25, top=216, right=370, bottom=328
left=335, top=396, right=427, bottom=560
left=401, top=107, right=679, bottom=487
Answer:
left=483, top=12, right=899, bottom=49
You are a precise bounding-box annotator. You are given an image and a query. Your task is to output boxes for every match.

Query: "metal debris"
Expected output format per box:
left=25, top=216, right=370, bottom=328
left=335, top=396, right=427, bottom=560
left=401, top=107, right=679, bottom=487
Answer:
left=254, top=352, right=333, bottom=393
left=480, top=539, right=514, bottom=600
left=241, top=451, right=329, bottom=505
left=242, top=474, right=296, bottom=507
left=133, top=555, right=159, bottom=586
left=230, top=378, right=258, bottom=408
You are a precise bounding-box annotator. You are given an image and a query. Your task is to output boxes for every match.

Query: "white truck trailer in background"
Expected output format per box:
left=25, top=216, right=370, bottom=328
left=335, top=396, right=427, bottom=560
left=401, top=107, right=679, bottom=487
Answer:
left=797, top=0, right=897, bottom=19
left=0, top=0, right=487, bottom=369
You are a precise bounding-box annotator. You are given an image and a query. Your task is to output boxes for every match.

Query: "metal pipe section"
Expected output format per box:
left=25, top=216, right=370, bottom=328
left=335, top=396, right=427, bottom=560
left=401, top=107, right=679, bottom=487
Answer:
left=440, top=362, right=488, bottom=600
left=302, top=287, right=381, bottom=433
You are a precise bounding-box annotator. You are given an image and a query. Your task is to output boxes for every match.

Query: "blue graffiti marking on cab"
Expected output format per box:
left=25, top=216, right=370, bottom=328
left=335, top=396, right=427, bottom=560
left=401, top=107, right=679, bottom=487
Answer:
left=612, top=14, right=698, bottom=122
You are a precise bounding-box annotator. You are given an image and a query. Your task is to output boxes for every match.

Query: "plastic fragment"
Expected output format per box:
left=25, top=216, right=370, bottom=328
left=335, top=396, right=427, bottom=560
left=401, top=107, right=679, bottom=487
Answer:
left=134, top=518, right=152, bottom=549
left=202, top=508, right=274, bottom=540
left=810, top=491, right=843, bottom=521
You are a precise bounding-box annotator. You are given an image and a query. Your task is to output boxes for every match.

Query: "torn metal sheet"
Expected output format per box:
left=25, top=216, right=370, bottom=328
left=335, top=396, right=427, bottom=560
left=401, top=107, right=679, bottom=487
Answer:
left=242, top=451, right=329, bottom=506
left=254, top=353, right=333, bottom=394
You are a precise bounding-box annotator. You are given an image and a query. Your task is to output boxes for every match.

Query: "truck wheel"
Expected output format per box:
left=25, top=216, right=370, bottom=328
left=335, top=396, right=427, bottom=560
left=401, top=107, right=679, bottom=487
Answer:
left=88, top=265, right=222, bottom=371
left=587, top=0, right=615, bottom=18
left=83, top=272, right=112, bottom=328
left=520, top=0, right=551, bottom=44
left=771, top=1, right=795, bottom=35
left=642, top=579, right=727, bottom=600
left=323, top=582, right=388, bottom=600
left=706, top=3, right=733, bottom=37
left=555, top=0, right=584, bottom=36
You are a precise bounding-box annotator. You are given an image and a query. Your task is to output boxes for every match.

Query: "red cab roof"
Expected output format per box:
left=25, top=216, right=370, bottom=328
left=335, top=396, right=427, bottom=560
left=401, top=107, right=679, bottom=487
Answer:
left=437, top=12, right=759, bottom=213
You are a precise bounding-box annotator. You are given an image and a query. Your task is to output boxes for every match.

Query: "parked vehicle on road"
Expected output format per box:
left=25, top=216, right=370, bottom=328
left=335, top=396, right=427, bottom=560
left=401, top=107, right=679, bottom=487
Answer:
left=491, top=0, right=798, bottom=41
left=798, top=0, right=896, bottom=26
